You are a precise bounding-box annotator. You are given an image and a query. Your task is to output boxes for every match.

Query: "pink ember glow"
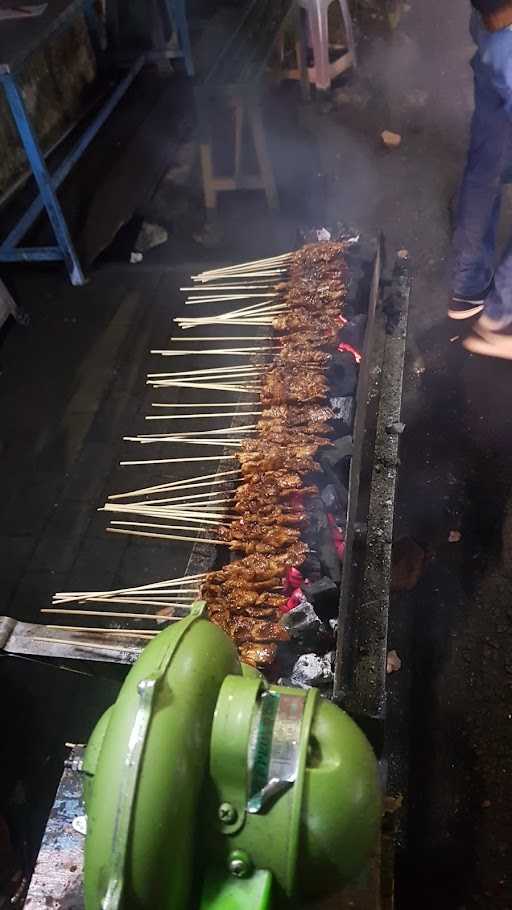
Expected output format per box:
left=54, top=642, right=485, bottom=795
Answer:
left=337, top=341, right=362, bottom=364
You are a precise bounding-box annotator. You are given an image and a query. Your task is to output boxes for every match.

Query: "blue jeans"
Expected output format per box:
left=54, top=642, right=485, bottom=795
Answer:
left=453, top=18, right=512, bottom=327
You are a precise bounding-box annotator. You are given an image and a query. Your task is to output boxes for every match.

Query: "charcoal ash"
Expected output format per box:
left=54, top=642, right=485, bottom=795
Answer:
left=318, top=525, right=342, bottom=584
left=301, top=553, right=322, bottom=578
left=302, top=576, right=339, bottom=622
left=328, top=353, right=358, bottom=396
left=319, top=435, right=353, bottom=470
left=330, top=396, right=354, bottom=433
left=281, top=598, right=333, bottom=652
left=321, top=482, right=348, bottom=518
left=289, top=651, right=335, bottom=689
left=320, top=462, right=350, bottom=511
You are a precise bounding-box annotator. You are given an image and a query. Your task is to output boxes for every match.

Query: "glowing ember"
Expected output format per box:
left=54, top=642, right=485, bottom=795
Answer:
left=337, top=341, right=362, bottom=364
left=327, top=513, right=346, bottom=560
left=283, top=566, right=305, bottom=594
left=282, top=589, right=305, bottom=614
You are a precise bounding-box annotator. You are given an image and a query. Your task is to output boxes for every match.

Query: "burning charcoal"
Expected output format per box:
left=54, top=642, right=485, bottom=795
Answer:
left=341, top=315, right=367, bottom=350
left=302, top=576, right=339, bottom=621
left=320, top=463, right=350, bottom=508
left=330, top=396, right=354, bottom=432
left=318, top=526, right=342, bottom=583
left=290, top=652, right=335, bottom=689
left=328, top=355, right=358, bottom=396
left=281, top=598, right=326, bottom=639
left=321, top=483, right=342, bottom=512
left=319, top=435, right=353, bottom=469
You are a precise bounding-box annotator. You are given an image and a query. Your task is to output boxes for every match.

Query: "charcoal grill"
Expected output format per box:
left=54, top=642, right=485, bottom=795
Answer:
left=18, top=236, right=410, bottom=910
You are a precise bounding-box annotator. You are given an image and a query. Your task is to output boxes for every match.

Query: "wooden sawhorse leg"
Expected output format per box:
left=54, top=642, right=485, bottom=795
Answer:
left=197, top=91, right=279, bottom=211
left=249, top=103, right=279, bottom=210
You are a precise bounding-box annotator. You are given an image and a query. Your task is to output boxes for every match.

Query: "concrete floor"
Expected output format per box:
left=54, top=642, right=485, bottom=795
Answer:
left=1, top=0, right=512, bottom=905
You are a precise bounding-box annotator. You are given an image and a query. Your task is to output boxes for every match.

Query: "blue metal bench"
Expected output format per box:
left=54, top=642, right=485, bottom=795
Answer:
left=0, top=0, right=193, bottom=286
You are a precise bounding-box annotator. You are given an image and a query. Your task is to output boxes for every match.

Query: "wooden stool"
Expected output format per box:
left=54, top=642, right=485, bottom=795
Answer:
left=196, top=88, right=279, bottom=211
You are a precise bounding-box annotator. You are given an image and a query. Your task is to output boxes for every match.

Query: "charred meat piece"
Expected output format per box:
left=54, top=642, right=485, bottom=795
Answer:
left=239, top=454, right=320, bottom=476
left=261, top=405, right=335, bottom=425
left=239, top=642, right=278, bottom=668
left=220, top=523, right=301, bottom=548
left=231, top=616, right=289, bottom=643
left=256, top=592, right=288, bottom=609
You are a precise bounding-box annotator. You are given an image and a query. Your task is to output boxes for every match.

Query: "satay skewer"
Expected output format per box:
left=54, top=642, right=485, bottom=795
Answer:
left=146, top=411, right=262, bottom=420
left=151, top=349, right=277, bottom=357
left=107, top=527, right=224, bottom=545
left=124, top=438, right=243, bottom=448
left=49, top=625, right=159, bottom=637
left=185, top=293, right=278, bottom=304
left=42, top=609, right=187, bottom=621
left=120, top=455, right=239, bottom=466
left=128, top=424, right=257, bottom=437
left=52, top=573, right=206, bottom=604
left=192, top=252, right=292, bottom=276
left=169, top=336, right=272, bottom=341
left=108, top=470, right=241, bottom=499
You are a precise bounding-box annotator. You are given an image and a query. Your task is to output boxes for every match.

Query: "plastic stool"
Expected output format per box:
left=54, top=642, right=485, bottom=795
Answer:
left=291, top=0, right=357, bottom=91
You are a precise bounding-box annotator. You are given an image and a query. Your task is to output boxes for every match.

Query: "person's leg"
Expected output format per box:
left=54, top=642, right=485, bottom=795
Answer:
left=452, top=54, right=512, bottom=301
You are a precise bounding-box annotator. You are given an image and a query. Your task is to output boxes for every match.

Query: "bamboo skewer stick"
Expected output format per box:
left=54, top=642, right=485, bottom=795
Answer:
left=120, top=456, right=238, bottom=466
left=148, top=365, right=263, bottom=377
left=176, top=320, right=276, bottom=329
left=107, top=490, right=233, bottom=506
left=180, top=286, right=274, bottom=292
left=169, top=336, right=271, bottom=342
left=193, top=256, right=291, bottom=278
left=106, top=512, right=228, bottom=525
left=177, top=299, right=285, bottom=321
left=49, top=625, right=159, bottom=637
left=34, top=636, right=147, bottom=652
left=149, top=402, right=257, bottom=408
left=42, top=609, right=186, bottom=621
left=53, top=594, right=199, bottom=605
left=129, top=423, right=257, bottom=437
left=147, top=381, right=260, bottom=392
left=146, top=412, right=262, bottom=420
left=105, top=509, right=227, bottom=526
left=193, top=270, right=287, bottom=282
left=185, top=293, right=278, bottom=304
left=192, top=265, right=286, bottom=277
left=125, top=438, right=243, bottom=448
left=109, top=520, right=224, bottom=535
left=148, top=367, right=265, bottom=377
left=150, top=349, right=277, bottom=357
left=108, top=469, right=241, bottom=499
left=53, top=581, right=203, bottom=596
left=107, top=527, right=223, bottom=545
left=106, top=496, right=233, bottom=509
left=52, top=573, right=206, bottom=604
left=53, top=595, right=197, bottom=608
left=136, top=497, right=234, bottom=508
left=110, top=481, right=237, bottom=500
left=105, top=501, right=230, bottom=516
left=193, top=251, right=292, bottom=271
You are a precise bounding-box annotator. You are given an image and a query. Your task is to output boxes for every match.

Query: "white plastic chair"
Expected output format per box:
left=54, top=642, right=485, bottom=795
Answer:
left=291, top=0, right=357, bottom=91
